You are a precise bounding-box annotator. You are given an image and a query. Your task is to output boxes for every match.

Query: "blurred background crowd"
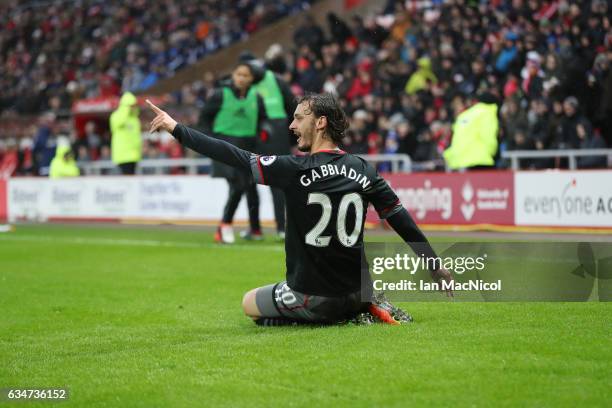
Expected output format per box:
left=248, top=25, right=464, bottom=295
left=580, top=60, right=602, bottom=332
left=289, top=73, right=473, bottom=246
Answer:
left=1, top=0, right=611, bottom=177
left=0, top=0, right=314, bottom=113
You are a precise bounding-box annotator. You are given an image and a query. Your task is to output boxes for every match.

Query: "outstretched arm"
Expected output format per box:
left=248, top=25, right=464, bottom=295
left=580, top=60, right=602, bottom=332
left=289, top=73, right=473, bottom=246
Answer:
left=364, top=167, right=454, bottom=297
left=147, top=99, right=252, bottom=171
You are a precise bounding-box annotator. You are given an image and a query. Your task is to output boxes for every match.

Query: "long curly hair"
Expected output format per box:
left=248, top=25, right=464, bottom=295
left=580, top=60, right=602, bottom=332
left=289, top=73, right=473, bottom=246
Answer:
left=296, top=93, right=349, bottom=144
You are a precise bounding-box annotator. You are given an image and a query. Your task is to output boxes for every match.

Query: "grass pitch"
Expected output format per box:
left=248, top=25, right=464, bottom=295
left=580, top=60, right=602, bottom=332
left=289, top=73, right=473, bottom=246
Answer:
left=0, top=225, right=610, bottom=407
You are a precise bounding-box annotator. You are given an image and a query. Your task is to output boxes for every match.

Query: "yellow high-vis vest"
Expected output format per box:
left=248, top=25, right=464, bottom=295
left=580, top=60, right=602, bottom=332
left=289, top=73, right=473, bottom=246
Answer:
left=443, top=102, right=499, bottom=169
left=110, top=92, right=142, bottom=164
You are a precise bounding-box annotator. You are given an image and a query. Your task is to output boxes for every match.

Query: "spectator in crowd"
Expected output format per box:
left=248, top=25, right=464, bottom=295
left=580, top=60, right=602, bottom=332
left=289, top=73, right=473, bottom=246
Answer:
left=293, top=14, right=325, bottom=52
left=558, top=96, right=589, bottom=149
left=32, top=113, right=57, bottom=176
left=405, top=57, right=437, bottom=95
left=547, top=99, right=566, bottom=148
left=394, top=119, right=417, bottom=158
left=326, top=12, right=352, bottom=46
left=98, top=145, right=120, bottom=175
left=413, top=129, right=439, bottom=163
left=576, top=121, right=607, bottom=169
left=49, top=144, right=80, bottom=179
left=264, top=44, right=290, bottom=77
left=542, top=53, right=563, bottom=97
left=528, top=98, right=554, bottom=168
left=501, top=98, right=528, bottom=146
left=345, top=110, right=370, bottom=154
left=591, top=51, right=612, bottom=146
left=0, top=139, right=19, bottom=178
left=17, top=137, right=34, bottom=175
left=506, top=127, right=536, bottom=169
left=141, top=138, right=167, bottom=175
left=521, top=52, right=545, bottom=101
left=76, top=145, right=91, bottom=163
left=197, top=62, right=266, bottom=243
left=84, top=121, right=102, bottom=159
left=346, top=60, right=374, bottom=101
left=495, top=32, right=519, bottom=74
left=161, top=136, right=185, bottom=175
left=110, top=92, right=142, bottom=175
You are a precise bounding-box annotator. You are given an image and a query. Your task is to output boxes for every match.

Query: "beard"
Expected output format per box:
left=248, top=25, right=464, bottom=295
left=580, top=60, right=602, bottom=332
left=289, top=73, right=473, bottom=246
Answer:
left=295, top=130, right=312, bottom=152
left=297, top=142, right=310, bottom=152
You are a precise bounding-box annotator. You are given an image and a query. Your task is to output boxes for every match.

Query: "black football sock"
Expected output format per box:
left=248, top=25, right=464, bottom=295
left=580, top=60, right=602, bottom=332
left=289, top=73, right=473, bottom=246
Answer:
left=254, top=317, right=299, bottom=326
left=254, top=317, right=338, bottom=327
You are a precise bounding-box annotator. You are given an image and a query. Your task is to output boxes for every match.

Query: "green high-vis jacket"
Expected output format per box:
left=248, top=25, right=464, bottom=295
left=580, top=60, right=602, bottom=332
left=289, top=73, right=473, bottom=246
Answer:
left=212, top=87, right=259, bottom=137
left=253, top=70, right=287, bottom=119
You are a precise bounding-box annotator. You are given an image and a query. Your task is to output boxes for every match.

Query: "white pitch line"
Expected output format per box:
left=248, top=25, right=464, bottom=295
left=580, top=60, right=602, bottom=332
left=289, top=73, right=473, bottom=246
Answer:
left=0, top=234, right=283, bottom=252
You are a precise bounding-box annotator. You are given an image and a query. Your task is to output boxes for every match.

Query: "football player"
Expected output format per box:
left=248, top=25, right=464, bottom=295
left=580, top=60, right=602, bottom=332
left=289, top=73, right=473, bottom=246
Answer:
left=147, top=93, right=453, bottom=325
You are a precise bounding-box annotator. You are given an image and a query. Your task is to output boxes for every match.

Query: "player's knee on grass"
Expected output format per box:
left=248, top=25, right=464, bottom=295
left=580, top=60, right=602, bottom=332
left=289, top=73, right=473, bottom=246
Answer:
left=242, top=288, right=261, bottom=319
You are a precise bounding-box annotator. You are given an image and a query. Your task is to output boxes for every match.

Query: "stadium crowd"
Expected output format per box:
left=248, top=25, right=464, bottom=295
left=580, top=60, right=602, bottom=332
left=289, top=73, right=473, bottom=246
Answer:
left=272, top=0, right=611, bottom=169
left=169, top=0, right=612, bottom=170
left=1, top=0, right=611, bottom=176
left=0, top=0, right=315, bottom=114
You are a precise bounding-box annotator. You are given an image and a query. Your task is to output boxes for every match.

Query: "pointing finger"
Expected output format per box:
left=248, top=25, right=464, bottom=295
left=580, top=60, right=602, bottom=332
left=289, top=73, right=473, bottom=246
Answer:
left=146, top=99, right=163, bottom=114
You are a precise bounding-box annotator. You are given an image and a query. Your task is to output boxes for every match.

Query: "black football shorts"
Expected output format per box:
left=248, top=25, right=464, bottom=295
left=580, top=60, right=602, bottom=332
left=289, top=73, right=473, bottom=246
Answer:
left=255, top=281, right=367, bottom=323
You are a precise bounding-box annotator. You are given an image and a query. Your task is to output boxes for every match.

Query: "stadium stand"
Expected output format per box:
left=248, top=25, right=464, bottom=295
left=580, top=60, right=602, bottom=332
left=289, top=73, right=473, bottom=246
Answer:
left=0, top=0, right=315, bottom=115
left=0, top=0, right=316, bottom=175
left=1, top=0, right=611, bottom=176
left=271, top=0, right=611, bottom=169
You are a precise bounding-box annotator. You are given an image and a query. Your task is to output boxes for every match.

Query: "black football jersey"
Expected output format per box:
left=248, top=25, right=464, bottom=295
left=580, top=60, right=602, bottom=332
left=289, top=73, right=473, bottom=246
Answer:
left=250, top=149, right=402, bottom=296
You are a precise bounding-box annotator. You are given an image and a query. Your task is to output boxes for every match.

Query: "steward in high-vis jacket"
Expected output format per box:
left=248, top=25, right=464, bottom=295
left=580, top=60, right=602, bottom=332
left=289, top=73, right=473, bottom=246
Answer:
left=244, top=55, right=296, bottom=239
left=443, top=95, right=499, bottom=170
left=110, top=92, right=142, bottom=175
left=198, top=63, right=266, bottom=243
left=49, top=145, right=80, bottom=178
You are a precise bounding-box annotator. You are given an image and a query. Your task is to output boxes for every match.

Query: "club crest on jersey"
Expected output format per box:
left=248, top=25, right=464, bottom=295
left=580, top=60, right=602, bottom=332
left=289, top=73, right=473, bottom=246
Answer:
left=260, top=155, right=277, bottom=166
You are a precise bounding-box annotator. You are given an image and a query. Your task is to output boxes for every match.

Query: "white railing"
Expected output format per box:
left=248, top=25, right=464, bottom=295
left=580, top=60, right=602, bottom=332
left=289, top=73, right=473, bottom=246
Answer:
left=356, top=154, right=412, bottom=172
left=78, top=154, right=413, bottom=175
left=501, top=149, right=612, bottom=170
left=78, top=158, right=212, bottom=175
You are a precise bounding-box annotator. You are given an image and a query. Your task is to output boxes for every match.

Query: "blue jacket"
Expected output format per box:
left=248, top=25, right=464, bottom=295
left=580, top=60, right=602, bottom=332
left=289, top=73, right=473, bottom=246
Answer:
left=495, top=46, right=517, bottom=73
